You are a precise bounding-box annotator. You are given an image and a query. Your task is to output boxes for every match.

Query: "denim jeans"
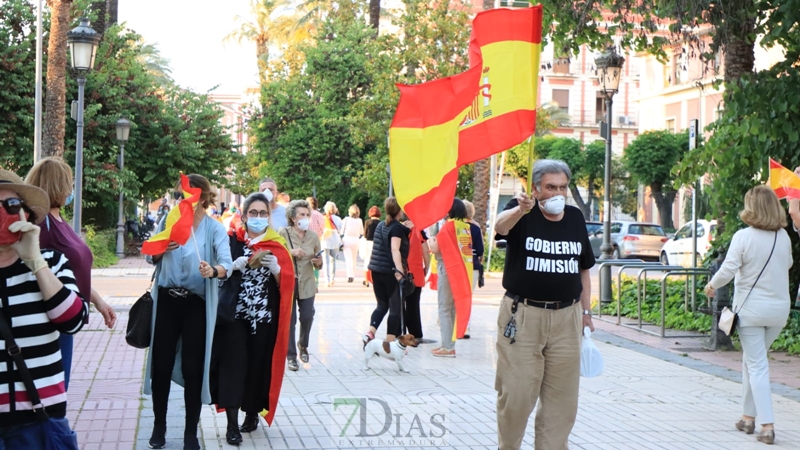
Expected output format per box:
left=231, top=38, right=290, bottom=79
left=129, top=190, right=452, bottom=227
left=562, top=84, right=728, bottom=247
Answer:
left=58, top=333, right=73, bottom=390
left=324, top=249, right=339, bottom=283
left=0, top=417, right=78, bottom=450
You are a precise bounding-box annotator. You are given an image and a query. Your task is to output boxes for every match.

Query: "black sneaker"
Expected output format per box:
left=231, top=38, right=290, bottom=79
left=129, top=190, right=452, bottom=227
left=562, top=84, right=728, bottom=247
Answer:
left=148, top=425, right=166, bottom=449
left=183, top=434, right=200, bottom=450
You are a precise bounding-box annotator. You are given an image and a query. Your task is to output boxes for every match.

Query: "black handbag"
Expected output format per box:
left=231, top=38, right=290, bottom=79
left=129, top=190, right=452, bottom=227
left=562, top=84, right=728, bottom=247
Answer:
left=218, top=235, right=243, bottom=323
left=126, top=269, right=156, bottom=348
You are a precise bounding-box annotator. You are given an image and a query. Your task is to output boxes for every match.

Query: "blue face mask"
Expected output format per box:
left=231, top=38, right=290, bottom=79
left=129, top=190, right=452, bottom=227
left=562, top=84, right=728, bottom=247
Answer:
left=65, top=191, right=75, bottom=206
left=247, top=217, right=269, bottom=233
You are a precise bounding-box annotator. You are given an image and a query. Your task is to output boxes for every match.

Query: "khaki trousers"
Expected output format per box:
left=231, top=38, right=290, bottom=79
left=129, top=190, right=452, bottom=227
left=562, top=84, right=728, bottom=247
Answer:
left=495, top=296, right=582, bottom=450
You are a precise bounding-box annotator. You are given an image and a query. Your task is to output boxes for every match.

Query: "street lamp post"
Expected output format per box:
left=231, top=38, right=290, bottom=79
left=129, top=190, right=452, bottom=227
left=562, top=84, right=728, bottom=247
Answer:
left=115, top=118, right=131, bottom=258
left=595, top=46, right=625, bottom=303
left=66, top=18, right=100, bottom=236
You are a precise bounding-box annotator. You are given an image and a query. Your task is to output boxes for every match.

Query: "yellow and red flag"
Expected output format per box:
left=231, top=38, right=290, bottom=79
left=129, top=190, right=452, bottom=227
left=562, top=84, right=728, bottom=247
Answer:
left=389, top=6, right=542, bottom=229
left=458, top=6, right=543, bottom=165
left=769, top=159, right=800, bottom=200
left=437, top=220, right=473, bottom=339
left=141, top=174, right=201, bottom=256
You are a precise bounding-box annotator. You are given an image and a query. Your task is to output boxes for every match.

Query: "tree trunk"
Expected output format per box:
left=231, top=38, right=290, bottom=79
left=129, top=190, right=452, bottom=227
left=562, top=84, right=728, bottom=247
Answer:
left=369, top=0, right=380, bottom=33
left=650, top=184, right=677, bottom=230
left=90, top=1, right=107, bottom=35
left=472, top=159, right=490, bottom=235
left=106, top=0, right=118, bottom=26
left=256, top=39, right=268, bottom=86
left=42, top=0, right=73, bottom=158
left=569, top=185, right=590, bottom=220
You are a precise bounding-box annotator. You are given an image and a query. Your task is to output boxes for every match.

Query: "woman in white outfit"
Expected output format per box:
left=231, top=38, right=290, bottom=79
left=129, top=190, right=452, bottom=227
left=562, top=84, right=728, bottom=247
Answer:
left=341, top=204, right=364, bottom=283
left=705, top=185, right=792, bottom=445
left=321, top=202, right=343, bottom=287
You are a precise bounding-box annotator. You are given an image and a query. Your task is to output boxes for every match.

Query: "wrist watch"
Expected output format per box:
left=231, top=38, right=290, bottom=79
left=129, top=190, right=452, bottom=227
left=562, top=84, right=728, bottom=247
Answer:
left=582, top=309, right=592, bottom=316
left=211, top=267, right=219, bottom=279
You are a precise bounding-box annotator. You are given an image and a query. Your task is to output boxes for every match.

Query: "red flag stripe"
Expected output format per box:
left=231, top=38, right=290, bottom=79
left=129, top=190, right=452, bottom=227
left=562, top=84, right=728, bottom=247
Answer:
left=390, top=67, right=482, bottom=129
left=437, top=221, right=472, bottom=339
left=457, top=110, right=537, bottom=165
left=402, top=168, right=460, bottom=231
left=470, top=7, right=543, bottom=47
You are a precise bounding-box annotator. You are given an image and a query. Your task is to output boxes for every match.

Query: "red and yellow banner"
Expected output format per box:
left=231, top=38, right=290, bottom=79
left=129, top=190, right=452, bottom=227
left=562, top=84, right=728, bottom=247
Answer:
left=141, top=174, right=201, bottom=256
left=769, top=158, right=800, bottom=200
left=390, top=6, right=542, bottom=230
left=437, top=220, right=473, bottom=340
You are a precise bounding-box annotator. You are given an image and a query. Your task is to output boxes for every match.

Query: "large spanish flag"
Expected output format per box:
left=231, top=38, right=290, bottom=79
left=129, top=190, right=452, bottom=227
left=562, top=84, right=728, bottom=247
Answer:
left=389, top=6, right=542, bottom=229
left=438, top=220, right=473, bottom=339
left=458, top=5, right=543, bottom=165
left=141, top=174, right=202, bottom=255
left=769, top=158, right=800, bottom=200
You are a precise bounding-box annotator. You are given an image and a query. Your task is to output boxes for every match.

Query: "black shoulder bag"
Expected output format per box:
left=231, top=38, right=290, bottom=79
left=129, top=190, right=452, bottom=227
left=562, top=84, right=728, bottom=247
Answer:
left=0, top=306, right=50, bottom=422
left=718, top=231, right=777, bottom=336
left=126, top=268, right=157, bottom=348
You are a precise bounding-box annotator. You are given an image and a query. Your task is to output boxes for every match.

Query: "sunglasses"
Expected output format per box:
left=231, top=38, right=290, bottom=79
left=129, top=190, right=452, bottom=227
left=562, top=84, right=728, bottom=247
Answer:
left=1, top=198, right=24, bottom=215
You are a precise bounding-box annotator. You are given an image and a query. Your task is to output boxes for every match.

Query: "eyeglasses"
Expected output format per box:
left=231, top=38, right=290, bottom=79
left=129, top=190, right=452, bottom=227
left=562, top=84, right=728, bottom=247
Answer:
left=1, top=198, right=24, bottom=215
left=247, top=210, right=269, bottom=218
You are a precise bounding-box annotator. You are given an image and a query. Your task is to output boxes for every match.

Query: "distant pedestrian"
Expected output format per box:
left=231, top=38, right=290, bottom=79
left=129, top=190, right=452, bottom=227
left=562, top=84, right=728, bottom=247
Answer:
left=306, top=197, right=325, bottom=289
left=707, top=185, right=793, bottom=445
left=321, top=201, right=343, bottom=287
left=363, top=197, right=409, bottom=345
left=277, top=192, right=291, bottom=206
left=157, top=198, right=170, bottom=224
left=25, top=157, right=117, bottom=390
left=259, top=177, right=287, bottom=229
left=427, top=199, right=472, bottom=358
left=280, top=200, right=323, bottom=372
left=493, top=159, right=595, bottom=450
left=341, top=204, right=364, bottom=283
left=361, top=206, right=382, bottom=287
left=461, top=200, right=485, bottom=339
left=0, top=168, right=87, bottom=449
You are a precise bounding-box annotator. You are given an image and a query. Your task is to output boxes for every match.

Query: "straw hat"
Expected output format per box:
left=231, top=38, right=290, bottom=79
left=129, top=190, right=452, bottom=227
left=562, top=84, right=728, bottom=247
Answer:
left=0, top=169, right=50, bottom=224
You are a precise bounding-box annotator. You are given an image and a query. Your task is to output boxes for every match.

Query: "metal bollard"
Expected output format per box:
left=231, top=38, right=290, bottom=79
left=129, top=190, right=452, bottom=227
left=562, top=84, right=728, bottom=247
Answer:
left=707, top=252, right=734, bottom=350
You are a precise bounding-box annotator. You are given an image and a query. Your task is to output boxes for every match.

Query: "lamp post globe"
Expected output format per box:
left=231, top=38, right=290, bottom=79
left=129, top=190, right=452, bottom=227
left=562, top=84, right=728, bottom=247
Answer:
left=594, top=45, right=625, bottom=304
left=115, top=118, right=132, bottom=258
left=67, top=18, right=100, bottom=237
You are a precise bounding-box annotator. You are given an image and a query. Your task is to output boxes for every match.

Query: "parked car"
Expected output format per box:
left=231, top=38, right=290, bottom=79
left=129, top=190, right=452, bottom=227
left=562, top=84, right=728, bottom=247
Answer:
left=660, top=220, right=717, bottom=267
left=589, top=221, right=668, bottom=260
left=586, top=221, right=602, bottom=236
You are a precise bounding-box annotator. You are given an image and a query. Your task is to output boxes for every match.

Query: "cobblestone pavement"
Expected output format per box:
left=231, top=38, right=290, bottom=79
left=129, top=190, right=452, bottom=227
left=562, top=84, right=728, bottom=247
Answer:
left=65, top=257, right=800, bottom=449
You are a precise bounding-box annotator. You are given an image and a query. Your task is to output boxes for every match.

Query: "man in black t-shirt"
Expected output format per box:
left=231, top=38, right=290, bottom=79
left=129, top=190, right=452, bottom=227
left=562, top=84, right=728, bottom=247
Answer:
left=493, top=159, right=595, bottom=450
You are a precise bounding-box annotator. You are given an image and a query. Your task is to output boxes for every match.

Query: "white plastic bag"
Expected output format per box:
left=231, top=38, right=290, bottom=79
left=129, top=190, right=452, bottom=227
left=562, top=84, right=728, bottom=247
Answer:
left=580, top=326, right=604, bottom=378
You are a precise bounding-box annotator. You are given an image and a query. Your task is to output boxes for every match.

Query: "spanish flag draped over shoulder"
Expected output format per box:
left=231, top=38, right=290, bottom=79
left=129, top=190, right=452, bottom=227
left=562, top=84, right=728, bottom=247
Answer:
left=769, top=159, right=800, bottom=200
left=438, top=220, right=473, bottom=339
left=390, top=6, right=542, bottom=229
left=141, top=174, right=201, bottom=255
left=234, top=226, right=295, bottom=426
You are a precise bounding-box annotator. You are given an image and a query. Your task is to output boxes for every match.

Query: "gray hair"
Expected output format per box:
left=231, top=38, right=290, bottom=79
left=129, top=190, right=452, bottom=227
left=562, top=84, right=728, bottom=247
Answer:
left=286, top=199, right=311, bottom=226
left=532, top=159, right=572, bottom=190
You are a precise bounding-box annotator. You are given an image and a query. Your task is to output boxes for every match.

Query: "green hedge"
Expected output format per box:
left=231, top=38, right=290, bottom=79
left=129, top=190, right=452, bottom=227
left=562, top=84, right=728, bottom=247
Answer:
left=771, top=312, right=800, bottom=355
left=488, top=247, right=505, bottom=272
left=601, top=275, right=712, bottom=332
left=85, top=226, right=119, bottom=268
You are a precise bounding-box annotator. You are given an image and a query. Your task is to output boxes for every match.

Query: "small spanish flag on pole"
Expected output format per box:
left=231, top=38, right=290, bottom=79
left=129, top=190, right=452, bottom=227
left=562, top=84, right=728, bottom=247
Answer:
left=141, top=174, right=202, bottom=255
left=769, top=158, right=800, bottom=200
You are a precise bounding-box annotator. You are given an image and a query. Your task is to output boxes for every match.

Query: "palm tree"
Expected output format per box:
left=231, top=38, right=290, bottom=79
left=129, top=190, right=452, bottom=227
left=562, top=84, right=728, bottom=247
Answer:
left=369, top=0, right=380, bottom=31
left=106, top=0, right=118, bottom=26
left=42, top=0, right=73, bottom=157
left=137, top=41, right=173, bottom=88
left=225, top=0, right=300, bottom=85
left=535, top=102, right=571, bottom=136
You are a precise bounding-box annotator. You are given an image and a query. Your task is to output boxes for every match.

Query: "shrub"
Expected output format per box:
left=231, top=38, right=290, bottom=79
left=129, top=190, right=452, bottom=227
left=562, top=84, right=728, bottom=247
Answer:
left=601, top=275, right=711, bottom=332
left=85, top=226, right=119, bottom=268
left=771, top=311, right=800, bottom=355
left=488, top=247, right=505, bottom=272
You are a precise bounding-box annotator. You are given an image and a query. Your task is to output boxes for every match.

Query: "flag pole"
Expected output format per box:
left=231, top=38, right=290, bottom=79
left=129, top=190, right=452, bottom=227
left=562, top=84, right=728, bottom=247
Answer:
left=526, top=137, right=535, bottom=196
left=190, top=225, right=203, bottom=263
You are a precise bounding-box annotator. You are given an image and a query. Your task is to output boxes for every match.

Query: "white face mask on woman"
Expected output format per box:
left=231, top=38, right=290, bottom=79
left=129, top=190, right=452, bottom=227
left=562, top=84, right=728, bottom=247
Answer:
left=297, top=218, right=310, bottom=231
left=540, top=195, right=566, bottom=215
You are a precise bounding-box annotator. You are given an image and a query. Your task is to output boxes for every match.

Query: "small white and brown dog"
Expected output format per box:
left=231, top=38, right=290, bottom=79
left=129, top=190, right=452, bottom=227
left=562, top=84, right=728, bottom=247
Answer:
left=364, top=334, right=419, bottom=372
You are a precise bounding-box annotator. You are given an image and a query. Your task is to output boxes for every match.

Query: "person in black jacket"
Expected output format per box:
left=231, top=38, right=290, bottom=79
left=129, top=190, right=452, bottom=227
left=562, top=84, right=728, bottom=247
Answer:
left=362, top=197, right=409, bottom=346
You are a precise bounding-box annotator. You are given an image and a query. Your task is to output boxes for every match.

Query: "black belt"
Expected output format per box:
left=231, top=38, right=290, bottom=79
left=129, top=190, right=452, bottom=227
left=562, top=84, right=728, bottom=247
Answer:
left=505, top=292, right=579, bottom=310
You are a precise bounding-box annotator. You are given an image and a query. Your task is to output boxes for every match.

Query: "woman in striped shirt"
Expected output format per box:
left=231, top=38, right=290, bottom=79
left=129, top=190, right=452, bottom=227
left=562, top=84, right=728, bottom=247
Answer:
left=0, top=169, right=88, bottom=449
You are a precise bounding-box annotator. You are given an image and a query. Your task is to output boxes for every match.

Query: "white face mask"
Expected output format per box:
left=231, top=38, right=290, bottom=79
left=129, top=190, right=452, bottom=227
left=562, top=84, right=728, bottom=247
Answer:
left=540, top=195, right=566, bottom=215
left=297, top=218, right=310, bottom=231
